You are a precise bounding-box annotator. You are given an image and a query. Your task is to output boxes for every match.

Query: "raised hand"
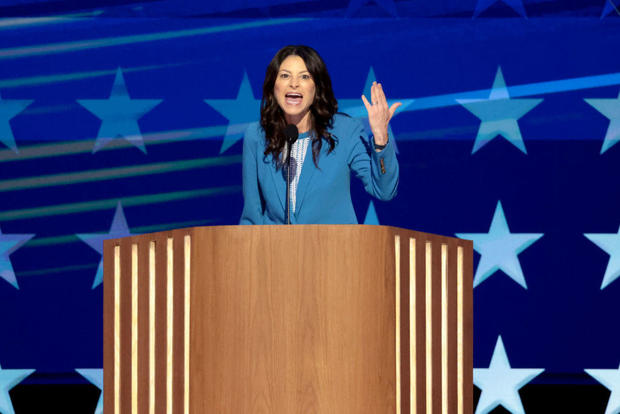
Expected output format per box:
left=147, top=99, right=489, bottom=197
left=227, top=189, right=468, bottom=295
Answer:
left=361, top=81, right=402, bottom=146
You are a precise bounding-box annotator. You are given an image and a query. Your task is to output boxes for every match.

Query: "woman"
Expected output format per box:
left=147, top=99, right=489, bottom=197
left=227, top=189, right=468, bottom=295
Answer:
left=240, top=45, right=401, bottom=224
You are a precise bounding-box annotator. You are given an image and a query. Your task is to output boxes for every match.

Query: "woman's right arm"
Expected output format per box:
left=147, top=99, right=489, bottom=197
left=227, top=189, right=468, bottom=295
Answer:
left=239, top=125, right=264, bottom=225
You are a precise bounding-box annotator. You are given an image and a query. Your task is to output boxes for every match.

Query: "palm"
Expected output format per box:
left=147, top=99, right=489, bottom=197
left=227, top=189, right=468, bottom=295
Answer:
left=361, top=81, right=402, bottom=145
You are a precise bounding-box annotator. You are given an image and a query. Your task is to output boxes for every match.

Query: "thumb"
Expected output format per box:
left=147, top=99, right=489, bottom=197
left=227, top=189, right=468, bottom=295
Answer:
left=361, top=94, right=372, bottom=112
left=388, top=102, right=403, bottom=121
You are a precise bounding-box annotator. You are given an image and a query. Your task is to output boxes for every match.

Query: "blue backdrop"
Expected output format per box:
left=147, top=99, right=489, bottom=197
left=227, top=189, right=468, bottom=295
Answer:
left=1, top=1, right=620, bottom=413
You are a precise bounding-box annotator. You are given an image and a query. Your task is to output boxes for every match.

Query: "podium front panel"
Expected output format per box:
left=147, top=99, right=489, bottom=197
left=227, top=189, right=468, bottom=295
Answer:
left=103, top=225, right=472, bottom=414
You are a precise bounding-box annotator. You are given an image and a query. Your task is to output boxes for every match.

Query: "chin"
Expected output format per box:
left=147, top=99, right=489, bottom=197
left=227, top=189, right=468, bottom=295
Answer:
left=285, top=108, right=306, bottom=117
left=279, top=104, right=310, bottom=120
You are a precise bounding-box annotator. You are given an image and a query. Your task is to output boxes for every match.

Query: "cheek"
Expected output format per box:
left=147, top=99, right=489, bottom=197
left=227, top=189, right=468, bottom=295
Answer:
left=274, top=80, right=285, bottom=97
left=304, top=82, right=316, bottom=103
left=308, top=88, right=316, bottom=104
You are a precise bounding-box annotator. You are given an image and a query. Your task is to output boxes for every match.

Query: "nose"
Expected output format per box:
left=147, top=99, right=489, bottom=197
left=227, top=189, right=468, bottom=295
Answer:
left=289, top=76, right=299, bottom=88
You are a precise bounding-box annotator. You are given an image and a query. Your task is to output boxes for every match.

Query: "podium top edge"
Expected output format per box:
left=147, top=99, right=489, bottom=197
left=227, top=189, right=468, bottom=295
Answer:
left=101, top=224, right=472, bottom=248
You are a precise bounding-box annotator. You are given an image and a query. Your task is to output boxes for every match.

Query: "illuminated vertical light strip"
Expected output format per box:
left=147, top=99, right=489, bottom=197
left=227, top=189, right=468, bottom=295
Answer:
left=457, top=246, right=464, bottom=414
left=409, top=238, right=416, bottom=414
left=166, top=238, right=174, bottom=414
left=149, top=242, right=156, bottom=414
left=114, top=245, right=120, bottom=414
left=184, top=235, right=191, bottom=414
left=441, top=244, right=448, bottom=414
left=394, top=235, right=401, bottom=414
left=131, top=244, right=139, bottom=414
left=425, top=242, right=432, bottom=414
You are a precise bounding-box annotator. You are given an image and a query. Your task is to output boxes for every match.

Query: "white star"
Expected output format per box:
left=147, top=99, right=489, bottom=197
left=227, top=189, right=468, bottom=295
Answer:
left=601, top=0, right=619, bottom=19
left=473, top=0, right=527, bottom=18
left=363, top=200, right=379, bottom=224
left=76, top=202, right=134, bottom=288
left=458, top=67, right=542, bottom=154
left=76, top=368, right=103, bottom=414
left=585, top=89, right=620, bottom=154
left=204, top=71, right=261, bottom=154
left=0, top=226, right=35, bottom=289
left=584, top=225, right=620, bottom=289
left=586, top=363, right=620, bottom=414
left=338, top=66, right=413, bottom=154
left=0, top=92, right=33, bottom=153
left=0, top=364, right=35, bottom=414
left=77, top=67, right=162, bottom=153
left=456, top=201, right=543, bottom=289
left=474, top=336, right=543, bottom=414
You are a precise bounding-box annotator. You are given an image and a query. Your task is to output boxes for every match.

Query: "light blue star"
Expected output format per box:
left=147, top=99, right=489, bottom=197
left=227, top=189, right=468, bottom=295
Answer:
left=204, top=71, right=261, bottom=154
left=0, top=92, right=33, bottom=153
left=601, top=0, right=619, bottom=19
left=339, top=67, right=379, bottom=118
left=338, top=67, right=413, bottom=154
left=584, top=225, right=620, bottom=290
left=456, top=201, right=543, bottom=289
left=76, top=368, right=103, bottom=414
left=474, top=336, right=543, bottom=414
left=345, top=0, right=398, bottom=17
left=77, top=67, right=162, bottom=154
left=77, top=202, right=134, bottom=289
left=457, top=67, right=542, bottom=154
left=0, top=226, right=35, bottom=289
left=586, top=363, right=620, bottom=414
left=585, top=90, right=620, bottom=154
left=0, top=364, right=35, bottom=414
left=363, top=201, right=380, bottom=224
left=473, top=0, right=527, bottom=18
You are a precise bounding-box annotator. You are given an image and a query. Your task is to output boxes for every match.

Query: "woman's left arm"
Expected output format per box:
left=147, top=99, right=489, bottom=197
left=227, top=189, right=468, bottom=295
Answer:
left=348, top=81, right=401, bottom=201
left=349, top=120, right=399, bottom=201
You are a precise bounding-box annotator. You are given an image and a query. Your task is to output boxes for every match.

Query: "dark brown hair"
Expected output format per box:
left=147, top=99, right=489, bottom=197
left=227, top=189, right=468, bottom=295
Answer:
left=260, top=45, right=338, bottom=166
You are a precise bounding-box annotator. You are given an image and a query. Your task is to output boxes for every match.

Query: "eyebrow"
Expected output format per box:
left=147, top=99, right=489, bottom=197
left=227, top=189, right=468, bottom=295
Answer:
left=279, top=69, right=310, bottom=74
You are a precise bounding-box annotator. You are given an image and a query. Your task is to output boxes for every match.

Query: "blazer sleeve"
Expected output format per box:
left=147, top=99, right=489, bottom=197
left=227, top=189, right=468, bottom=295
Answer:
left=239, top=125, right=265, bottom=224
left=347, top=120, right=399, bottom=201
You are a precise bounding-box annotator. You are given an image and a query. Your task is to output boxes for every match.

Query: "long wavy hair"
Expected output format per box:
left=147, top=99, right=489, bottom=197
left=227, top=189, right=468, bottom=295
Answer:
left=260, top=45, right=338, bottom=167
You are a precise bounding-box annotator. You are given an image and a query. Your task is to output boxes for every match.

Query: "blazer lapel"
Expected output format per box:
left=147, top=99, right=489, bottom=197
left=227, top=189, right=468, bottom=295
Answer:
left=293, top=140, right=318, bottom=217
left=265, top=154, right=286, bottom=212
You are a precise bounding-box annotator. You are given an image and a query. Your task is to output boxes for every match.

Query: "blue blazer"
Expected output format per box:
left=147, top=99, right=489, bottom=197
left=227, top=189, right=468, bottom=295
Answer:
left=239, top=114, right=398, bottom=224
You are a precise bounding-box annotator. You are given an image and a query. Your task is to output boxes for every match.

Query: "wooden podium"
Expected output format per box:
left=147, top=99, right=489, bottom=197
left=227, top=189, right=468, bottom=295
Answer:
left=103, top=225, right=472, bottom=414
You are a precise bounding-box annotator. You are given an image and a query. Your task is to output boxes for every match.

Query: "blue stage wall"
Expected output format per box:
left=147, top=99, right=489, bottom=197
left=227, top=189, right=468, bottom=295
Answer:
left=0, top=1, right=619, bottom=413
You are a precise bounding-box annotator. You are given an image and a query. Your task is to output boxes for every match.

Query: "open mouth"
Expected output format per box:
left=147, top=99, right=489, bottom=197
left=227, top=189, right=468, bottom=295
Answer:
left=285, top=93, right=303, bottom=105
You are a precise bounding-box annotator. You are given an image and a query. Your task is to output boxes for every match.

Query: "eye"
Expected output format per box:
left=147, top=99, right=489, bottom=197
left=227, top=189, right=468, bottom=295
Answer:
left=302, top=74, right=311, bottom=80
left=279, top=73, right=289, bottom=79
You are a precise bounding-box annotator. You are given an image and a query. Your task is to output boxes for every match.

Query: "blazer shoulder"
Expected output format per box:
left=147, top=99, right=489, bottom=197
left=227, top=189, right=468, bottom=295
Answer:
left=331, top=113, right=365, bottom=150
left=243, top=122, right=266, bottom=152
left=244, top=122, right=263, bottom=141
left=331, top=113, right=364, bottom=137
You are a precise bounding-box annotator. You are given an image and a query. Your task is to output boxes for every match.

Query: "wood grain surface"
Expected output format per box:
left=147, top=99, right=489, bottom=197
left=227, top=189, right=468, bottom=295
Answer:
left=191, top=225, right=397, bottom=414
left=103, top=225, right=473, bottom=414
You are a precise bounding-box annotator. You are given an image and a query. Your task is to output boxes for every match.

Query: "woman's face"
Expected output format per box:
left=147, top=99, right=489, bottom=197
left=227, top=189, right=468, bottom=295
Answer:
left=273, top=55, right=316, bottom=125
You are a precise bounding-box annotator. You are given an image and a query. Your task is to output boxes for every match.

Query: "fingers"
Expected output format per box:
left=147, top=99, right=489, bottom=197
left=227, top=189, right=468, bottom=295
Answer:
left=371, top=82, right=379, bottom=105
left=388, top=102, right=403, bottom=120
left=376, top=83, right=388, bottom=108
left=365, top=82, right=398, bottom=120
